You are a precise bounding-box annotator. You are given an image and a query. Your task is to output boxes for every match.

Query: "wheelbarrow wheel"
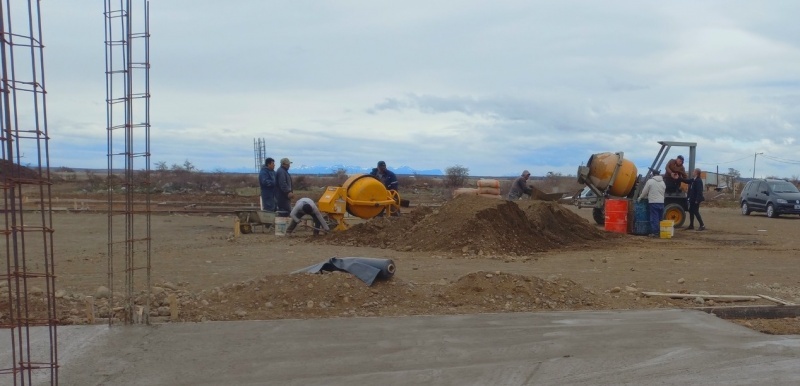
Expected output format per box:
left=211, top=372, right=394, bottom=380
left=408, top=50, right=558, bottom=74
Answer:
left=240, top=223, right=253, bottom=234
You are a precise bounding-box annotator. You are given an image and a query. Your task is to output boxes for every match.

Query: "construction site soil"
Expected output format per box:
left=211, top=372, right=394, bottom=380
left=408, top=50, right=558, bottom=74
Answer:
left=2, top=191, right=799, bottom=336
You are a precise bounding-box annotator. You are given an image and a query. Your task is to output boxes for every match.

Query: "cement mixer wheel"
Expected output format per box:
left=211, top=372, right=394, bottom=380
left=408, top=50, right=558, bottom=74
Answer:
left=663, top=203, right=686, bottom=228
left=592, top=207, right=604, bottom=225
left=240, top=223, right=253, bottom=234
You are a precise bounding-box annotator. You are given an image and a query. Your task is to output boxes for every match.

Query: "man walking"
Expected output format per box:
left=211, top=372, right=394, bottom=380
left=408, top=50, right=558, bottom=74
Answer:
left=685, top=168, right=706, bottom=231
left=258, top=157, right=277, bottom=211
left=275, top=157, right=294, bottom=214
left=638, top=170, right=666, bottom=238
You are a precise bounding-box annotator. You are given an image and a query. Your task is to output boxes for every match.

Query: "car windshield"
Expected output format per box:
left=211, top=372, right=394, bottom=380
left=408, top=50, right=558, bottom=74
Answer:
left=768, top=181, right=800, bottom=193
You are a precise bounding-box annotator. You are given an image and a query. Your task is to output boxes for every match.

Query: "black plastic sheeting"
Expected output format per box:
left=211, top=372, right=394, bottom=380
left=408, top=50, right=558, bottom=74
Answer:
left=294, top=257, right=396, bottom=286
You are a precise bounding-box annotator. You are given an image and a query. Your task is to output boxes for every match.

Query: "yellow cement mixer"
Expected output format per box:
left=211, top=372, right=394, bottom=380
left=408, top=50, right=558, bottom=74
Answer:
left=317, top=174, right=401, bottom=231
left=577, top=152, right=638, bottom=225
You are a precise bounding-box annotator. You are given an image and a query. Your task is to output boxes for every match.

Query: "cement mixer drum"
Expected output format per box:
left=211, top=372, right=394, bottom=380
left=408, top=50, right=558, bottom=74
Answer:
left=317, top=173, right=400, bottom=231
left=583, top=152, right=638, bottom=198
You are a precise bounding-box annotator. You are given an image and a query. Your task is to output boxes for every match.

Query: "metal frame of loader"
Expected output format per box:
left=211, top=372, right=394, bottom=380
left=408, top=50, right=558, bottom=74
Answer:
left=634, top=141, right=696, bottom=228
left=583, top=141, right=696, bottom=228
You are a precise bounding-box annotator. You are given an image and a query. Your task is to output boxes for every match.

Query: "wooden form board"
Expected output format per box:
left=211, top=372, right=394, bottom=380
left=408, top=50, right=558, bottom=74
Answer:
left=696, top=305, right=800, bottom=319
left=641, top=292, right=760, bottom=302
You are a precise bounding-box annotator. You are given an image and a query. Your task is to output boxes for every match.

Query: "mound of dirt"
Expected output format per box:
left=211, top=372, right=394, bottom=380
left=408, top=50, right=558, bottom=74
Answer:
left=4, top=270, right=639, bottom=324
left=439, top=271, right=605, bottom=311
left=0, top=159, right=40, bottom=180
left=325, top=206, right=433, bottom=249
left=326, top=195, right=607, bottom=256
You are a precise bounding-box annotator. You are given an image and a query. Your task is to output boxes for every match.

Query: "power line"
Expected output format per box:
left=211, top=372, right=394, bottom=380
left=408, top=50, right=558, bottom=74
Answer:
left=696, top=154, right=753, bottom=166
left=761, top=154, right=800, bottom=165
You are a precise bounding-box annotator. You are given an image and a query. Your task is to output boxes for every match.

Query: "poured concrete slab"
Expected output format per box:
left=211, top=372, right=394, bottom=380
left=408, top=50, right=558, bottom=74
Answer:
left=2, top=309, right=799, bottom=385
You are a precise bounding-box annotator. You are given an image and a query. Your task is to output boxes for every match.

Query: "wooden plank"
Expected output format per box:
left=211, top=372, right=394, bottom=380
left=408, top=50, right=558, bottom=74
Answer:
left=641, top=291, right=760, bottom=302
left=85, top=296, right=95, bottom=324
left=696, top=305, right=800, bottom=319
left=169, top=294, right=179, bottom=322
left=757, top=294, right=796, bottom=306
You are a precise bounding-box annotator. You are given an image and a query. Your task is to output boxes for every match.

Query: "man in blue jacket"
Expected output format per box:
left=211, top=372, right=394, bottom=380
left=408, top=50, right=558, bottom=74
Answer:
left=370, top=161, right=398, bottom=191
left=258, top=157, right=277, bottom=211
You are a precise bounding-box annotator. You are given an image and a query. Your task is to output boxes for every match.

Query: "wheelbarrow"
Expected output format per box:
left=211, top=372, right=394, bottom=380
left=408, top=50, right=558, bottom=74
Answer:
left=530, top=186, right=568, bottom=201
left=234, top=210, right=276, bottom=234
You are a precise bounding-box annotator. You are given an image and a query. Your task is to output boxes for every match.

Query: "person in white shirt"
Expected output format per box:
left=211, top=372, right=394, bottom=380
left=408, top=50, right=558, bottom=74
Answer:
left=286, top=197, right=330, bottom=236
left=637, top=170, right=666, bottom=238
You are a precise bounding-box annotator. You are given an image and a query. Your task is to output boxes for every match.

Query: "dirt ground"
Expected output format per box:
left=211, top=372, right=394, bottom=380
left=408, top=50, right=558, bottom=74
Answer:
left=3, top=192, right=800, bottom=335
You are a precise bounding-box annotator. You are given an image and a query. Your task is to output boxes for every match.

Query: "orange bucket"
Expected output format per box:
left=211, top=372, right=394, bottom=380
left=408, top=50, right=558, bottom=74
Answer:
left=604, top=199, right=628, bottom=234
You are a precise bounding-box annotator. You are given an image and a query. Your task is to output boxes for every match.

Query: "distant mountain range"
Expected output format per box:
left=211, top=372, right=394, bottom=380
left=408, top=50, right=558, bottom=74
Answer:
left=229, top=164, right=445, bottom=176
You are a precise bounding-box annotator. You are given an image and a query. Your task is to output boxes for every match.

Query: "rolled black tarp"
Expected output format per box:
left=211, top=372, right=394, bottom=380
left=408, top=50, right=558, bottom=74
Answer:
left=293, top=257, right=396, bottom=286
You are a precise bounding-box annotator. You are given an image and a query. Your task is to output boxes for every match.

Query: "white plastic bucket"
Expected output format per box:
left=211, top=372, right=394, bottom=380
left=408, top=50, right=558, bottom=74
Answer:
left=274, top=217, right=289, bottom=236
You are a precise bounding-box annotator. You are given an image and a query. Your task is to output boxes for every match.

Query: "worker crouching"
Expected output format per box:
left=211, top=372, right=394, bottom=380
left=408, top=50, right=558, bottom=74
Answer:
left=286, top=198, right=331, bottom=236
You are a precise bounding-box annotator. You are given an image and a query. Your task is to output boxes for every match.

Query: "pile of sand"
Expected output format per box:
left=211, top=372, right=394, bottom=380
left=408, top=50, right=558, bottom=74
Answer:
left=326, top=195, right=607, bottom=255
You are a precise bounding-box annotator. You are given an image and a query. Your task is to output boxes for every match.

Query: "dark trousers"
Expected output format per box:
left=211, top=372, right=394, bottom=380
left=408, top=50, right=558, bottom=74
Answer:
left=276, top=194, right=291, bottom=214
left=261, top=191, right=276, bottom=212
left=649, top=203, right=664, bottom=235
left=688, top=201, right=704, bottom=227
left=664, top=179, right=680, bottom=193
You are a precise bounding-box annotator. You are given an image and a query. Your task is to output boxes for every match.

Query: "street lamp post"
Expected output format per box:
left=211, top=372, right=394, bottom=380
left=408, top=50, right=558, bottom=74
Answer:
left=753, top=152, right=764, bottom=179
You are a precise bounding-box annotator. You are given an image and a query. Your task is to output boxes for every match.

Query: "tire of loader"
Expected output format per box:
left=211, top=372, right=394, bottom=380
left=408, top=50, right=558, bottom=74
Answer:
left=663, top=203, right=685, bottom=228
left=592, top=207, right=604, bottom=225
left=240, top=223, right=253, bottom=234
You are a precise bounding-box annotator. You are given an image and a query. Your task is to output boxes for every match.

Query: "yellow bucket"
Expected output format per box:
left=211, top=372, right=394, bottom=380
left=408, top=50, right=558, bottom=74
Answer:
left=659, top=220, right=674, bottom=239
left=274, top=217, right=289, bottom=236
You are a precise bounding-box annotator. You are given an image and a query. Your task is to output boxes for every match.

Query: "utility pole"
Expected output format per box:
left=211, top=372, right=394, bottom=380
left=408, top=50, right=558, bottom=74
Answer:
left=753, top=152, right=764, bottom=179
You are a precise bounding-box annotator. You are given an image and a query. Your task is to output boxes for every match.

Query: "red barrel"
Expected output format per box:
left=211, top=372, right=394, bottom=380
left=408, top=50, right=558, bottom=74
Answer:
left=604, top=199, right=628, bottom=234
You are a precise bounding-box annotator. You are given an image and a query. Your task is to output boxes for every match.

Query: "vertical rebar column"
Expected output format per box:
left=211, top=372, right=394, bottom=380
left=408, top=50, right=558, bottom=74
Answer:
left=104, top=0, right=151, bottom=325
left=253, top=138, right=265, bottom=172
left=0, top=0, right=58, bottom=384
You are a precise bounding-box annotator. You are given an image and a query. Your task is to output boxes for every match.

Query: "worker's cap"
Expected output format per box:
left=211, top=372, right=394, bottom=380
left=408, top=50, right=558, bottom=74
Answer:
left=522, top=170, right=530, bottom=176
left=377, top=160, right=386, bottom=167
left=653, top=169, right=661, bottom=175
left=280, top=157, right=292, bottom=165
left=677, top=155, right=684, bottom=161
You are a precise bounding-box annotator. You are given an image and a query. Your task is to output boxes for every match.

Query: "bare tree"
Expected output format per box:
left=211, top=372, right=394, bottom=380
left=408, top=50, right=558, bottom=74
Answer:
left=445, top=165, right=469, bottom=188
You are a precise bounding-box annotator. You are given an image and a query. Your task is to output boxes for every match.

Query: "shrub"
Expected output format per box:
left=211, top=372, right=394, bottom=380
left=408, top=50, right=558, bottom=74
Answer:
left=444, top=165, right=469, bottom=188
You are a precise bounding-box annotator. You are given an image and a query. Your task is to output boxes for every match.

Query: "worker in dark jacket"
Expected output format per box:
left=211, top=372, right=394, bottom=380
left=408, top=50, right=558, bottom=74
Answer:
left=664, top=155, right=688, bottom=193
left=685, top=168, right=706, bottom=231
left=370, top=161, right=400, bottom=217
left=258, top=157, right=277, bottom=211
left=369, top=161, right=398, bottom=191
left=507, top=170, right=533, bottom=200
left=275, top=157, right=293, bottom=214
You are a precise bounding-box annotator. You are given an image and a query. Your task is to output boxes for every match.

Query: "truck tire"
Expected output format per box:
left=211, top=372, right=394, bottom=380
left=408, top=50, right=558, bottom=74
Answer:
left=592, top=207, right=604, bottom=225
left=663, top=203, right=685, bottom=227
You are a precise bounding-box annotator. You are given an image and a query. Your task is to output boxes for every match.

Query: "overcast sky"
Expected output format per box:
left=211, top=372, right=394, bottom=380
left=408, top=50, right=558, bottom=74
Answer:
left=33, top=1, right=800, bottom=177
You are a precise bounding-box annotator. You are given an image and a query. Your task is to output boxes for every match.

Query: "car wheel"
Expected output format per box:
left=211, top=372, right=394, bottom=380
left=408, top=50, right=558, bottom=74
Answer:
left=766, top=204, right=778, bottom=218
left=741, top=202, right=751, bottom=215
